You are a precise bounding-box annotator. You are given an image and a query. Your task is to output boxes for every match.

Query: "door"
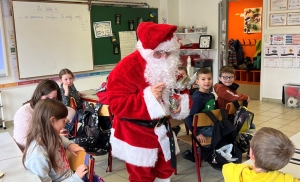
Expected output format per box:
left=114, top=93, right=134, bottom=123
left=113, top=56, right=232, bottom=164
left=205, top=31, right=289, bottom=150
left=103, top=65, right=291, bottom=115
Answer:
left=218, top=0, right=228, bottom=68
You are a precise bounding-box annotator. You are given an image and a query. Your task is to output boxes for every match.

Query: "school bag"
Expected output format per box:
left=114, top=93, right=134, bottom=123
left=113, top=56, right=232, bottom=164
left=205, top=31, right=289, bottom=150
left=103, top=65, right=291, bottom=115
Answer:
left=72, top=102, right=111, bottom=155
left=231, top=100, right=255, bottom=153
left=193, top=108, right=242, bottom=170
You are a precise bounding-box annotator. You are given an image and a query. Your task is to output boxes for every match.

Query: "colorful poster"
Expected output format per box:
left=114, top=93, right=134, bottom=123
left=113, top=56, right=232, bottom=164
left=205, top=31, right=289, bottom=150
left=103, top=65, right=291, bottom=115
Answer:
left=264, top=46, right=280, bottom=57
left=270, top=34, right=285, bottom=45
left=285, top=34, right=300, bottom=44
left=280, top=46, right=297, bottom=57
left=244, top=7, right=262, bottom=33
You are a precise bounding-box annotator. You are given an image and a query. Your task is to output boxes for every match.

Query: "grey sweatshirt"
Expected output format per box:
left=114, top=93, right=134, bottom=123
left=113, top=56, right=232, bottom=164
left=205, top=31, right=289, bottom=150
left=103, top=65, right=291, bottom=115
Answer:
left=24, top=136, right=83, bottom=182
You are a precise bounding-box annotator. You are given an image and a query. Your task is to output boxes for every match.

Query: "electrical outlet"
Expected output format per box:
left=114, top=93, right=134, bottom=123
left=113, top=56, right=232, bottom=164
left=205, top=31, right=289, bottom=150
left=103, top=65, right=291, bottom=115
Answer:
left=264, top=34, right=269, bottom=43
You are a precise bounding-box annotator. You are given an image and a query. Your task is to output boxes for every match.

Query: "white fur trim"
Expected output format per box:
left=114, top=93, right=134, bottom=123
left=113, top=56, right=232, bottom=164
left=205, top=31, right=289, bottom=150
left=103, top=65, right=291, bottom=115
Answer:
left=154, top=35, right=180, bottom=52
left=154, top=177, right=171, bottom=182
left=162, top=91, right=171, bottom=116
left=171, top=94, right=190, bottom=120
left=110, top=128, right=158, bottom=167
left=143, top=86, right=166, bottom=119
left=154, top=125, right=170, bottom=161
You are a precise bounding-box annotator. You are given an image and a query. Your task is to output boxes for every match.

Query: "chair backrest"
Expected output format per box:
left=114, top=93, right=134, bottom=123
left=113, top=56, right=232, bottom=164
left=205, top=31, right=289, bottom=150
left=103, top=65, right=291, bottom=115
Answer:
left=69, top=97, right=77, bottom=111
left=192, top=109, right=222, bottom=127
left=67, top=150, right=95, bottom=182
left=98, top=104, right=109, bottom=117
left=67, top=150, right=87, bottom=171
left=225, top=100, right=244, bottom=115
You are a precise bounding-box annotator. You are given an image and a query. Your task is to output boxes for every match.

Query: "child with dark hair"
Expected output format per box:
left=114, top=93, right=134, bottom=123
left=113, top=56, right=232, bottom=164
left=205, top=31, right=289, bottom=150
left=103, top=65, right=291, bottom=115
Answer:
left=214, top=65, right=249, bottom=109
left=22, top=99, right=87, bottom=182
left=182, top=68, right=215, bottom=162
left=223, top=127, right=298, bottom=181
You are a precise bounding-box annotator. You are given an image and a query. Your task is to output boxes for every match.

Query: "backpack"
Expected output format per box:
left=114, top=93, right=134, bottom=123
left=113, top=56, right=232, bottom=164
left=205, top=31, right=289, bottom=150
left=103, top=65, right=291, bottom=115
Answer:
left=194, top=108, right=242, bottom=170
left=231, top=100, right=255, bottom=153
left=72, top=103, right=111, bottom=155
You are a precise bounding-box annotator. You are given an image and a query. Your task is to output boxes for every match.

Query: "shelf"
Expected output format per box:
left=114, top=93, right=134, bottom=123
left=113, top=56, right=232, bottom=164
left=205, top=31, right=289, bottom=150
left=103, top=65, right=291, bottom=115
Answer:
left=235, top=70, right=260, bottom=85
left=180, top=49, right=215, bottom=51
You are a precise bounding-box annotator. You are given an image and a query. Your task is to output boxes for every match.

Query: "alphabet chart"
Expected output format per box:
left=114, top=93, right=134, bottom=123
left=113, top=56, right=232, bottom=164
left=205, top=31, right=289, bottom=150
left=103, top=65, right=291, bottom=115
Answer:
left=119, top=31, right=137, bottom=59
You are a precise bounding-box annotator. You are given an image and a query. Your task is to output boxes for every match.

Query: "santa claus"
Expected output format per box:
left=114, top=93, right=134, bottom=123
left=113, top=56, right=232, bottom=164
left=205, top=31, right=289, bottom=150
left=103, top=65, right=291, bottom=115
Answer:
left=107, top=22, right=190, bottom=182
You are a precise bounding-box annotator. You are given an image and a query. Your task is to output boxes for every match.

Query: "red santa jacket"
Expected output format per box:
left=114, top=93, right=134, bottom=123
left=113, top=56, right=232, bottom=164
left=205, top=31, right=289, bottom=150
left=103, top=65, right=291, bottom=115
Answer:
left=214, top=83, right=249, bottom=109
left=107, top=50, right=190, bottom=167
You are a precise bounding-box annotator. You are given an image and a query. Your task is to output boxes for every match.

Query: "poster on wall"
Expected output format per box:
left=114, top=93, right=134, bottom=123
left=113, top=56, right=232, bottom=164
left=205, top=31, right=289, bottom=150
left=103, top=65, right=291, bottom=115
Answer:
left=270, top=0, right=287, bottom=11
left=243, top=7, right=262, bottom=33
left=264, top=58, right=281, bottom=68
left=280, top=46, right=297, bottom=57
left=288, top=0, right=300, bottom=10
left=264, top=46, right=280, bottom=57
left=285, top=34, right=300, bottom=44
left=287, top=13, right=300, bottom=25
left=269, top=13, right=287, bottom=26
left=270, top=34, right=285, bottom=45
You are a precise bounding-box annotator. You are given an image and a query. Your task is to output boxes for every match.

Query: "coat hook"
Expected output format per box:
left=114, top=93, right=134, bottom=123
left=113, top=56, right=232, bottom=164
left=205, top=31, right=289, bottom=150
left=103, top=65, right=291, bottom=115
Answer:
left=248, top=39, right=251, bottom=45
left=254, top=39, right=256, bottom=45
left=242, top=39, right=245, bottom=45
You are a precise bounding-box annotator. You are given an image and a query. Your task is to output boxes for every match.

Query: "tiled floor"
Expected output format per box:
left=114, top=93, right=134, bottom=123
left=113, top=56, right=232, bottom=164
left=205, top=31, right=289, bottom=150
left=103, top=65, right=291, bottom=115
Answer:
left=1, top=100, right=300, bottom=182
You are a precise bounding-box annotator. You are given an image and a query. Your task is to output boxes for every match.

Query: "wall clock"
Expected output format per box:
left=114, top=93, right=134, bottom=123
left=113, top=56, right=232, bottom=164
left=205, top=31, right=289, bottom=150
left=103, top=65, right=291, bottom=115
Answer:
left=199, top=35, right=212, bottom=49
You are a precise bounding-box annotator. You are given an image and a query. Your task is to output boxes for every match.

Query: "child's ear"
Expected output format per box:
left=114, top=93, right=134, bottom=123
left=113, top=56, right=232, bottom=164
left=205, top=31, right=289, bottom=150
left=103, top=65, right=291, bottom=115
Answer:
left=249, top=148, right=255, bottom=161
left=59, top=79, right=63, bottom=83
left=50, top=116, right=56, bottom=126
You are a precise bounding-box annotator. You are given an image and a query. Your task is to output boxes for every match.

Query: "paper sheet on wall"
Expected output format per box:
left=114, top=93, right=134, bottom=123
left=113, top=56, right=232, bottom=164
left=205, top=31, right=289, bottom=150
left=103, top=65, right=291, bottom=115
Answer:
left=119, top=31, right=137, bottom=59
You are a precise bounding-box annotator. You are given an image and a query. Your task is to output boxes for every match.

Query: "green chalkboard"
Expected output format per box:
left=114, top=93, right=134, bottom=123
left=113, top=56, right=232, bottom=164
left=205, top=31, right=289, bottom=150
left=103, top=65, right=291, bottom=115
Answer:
left=91, top=6, right=158, bottom=66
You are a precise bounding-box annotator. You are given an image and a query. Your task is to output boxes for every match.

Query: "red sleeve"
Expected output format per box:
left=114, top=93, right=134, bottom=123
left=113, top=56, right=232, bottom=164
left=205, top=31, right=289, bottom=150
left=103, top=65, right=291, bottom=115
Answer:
left=216, top=85, right=248, bottom=102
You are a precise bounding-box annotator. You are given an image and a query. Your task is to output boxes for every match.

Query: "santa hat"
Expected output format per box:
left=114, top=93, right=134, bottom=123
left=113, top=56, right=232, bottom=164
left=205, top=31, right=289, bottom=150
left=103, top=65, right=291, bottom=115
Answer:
left=137, top=22, right=178, bottom=51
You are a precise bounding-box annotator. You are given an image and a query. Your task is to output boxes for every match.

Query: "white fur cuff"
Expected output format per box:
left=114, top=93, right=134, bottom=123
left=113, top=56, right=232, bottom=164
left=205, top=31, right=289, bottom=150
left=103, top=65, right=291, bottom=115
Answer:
left=143, top=86, right=166, bottom=119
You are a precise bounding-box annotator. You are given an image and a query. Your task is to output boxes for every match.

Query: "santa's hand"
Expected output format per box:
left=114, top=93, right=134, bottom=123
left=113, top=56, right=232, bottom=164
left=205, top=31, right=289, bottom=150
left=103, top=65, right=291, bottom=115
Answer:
left=151, top=82, right=166, bottom=100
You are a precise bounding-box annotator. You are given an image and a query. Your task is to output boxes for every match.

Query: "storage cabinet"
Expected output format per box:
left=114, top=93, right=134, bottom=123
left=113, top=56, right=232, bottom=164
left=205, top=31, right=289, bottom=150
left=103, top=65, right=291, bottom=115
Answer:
left=235, top=70, right=260, bottom=85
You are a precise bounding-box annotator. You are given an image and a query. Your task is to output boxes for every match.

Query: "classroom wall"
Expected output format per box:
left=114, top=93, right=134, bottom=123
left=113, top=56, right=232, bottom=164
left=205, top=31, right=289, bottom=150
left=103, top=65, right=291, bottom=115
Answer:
left=178, top=0, right=220, bottom=84
left=260, top=0, right=300, bottom=101
left=228, top=0, right=263, bottom=58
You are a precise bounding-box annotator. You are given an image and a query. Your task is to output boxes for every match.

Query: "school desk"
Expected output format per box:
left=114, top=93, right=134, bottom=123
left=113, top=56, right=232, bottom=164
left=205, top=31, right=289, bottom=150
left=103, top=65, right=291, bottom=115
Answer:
left=80, top=89, right=99, bottom=103
left=243, top=132, right=300, bottom=178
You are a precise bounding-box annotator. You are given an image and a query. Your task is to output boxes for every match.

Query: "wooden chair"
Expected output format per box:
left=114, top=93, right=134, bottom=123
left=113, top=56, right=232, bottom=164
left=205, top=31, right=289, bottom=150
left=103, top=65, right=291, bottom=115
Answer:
left=66, top=150, right=95, bottom=182
left=177, top=109, right=222, bottom=182
left=69, top=97, right=79, bottom=137
left=225, top=100, right=247, bottom=115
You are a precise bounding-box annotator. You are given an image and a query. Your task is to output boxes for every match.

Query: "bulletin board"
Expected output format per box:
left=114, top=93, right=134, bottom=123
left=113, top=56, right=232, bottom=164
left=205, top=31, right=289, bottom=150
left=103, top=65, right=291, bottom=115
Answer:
left=12, top=1, right=93, bottom=79
left=91, top=5, right=158, bottom=66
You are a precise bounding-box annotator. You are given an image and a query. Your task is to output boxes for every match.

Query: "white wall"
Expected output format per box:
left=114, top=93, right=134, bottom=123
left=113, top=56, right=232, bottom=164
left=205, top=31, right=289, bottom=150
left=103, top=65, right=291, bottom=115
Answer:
left=260, top=0, right=300, bottom=100
left=178, top=0, right=220, bottom=84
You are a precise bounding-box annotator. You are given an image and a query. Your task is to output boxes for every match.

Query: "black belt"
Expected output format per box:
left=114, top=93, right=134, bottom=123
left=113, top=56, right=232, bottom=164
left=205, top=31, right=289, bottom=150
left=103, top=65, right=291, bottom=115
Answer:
left=120, top=117, right=176, bottom=169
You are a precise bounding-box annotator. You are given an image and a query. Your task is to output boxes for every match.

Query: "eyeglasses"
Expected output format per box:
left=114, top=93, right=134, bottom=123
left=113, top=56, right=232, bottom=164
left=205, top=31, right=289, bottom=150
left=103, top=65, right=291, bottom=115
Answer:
left=153, top=50, right=174, bottom=59
left=221, top=76, right=234, bottom=80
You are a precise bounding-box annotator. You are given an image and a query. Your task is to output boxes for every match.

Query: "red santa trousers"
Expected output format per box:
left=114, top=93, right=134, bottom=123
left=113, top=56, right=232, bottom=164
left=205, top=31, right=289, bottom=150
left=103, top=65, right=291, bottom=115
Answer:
left=125, top=145, right=174, bottom=182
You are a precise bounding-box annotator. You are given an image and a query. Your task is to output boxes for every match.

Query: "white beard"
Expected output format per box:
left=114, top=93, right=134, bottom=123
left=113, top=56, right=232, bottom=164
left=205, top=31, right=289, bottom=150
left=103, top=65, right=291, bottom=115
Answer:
left=136, top=40, right=180, bottom=90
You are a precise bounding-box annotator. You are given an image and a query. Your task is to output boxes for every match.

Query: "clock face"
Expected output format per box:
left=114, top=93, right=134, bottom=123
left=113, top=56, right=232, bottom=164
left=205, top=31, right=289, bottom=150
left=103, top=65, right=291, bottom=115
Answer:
left=199, top=35, right=212, bottom=49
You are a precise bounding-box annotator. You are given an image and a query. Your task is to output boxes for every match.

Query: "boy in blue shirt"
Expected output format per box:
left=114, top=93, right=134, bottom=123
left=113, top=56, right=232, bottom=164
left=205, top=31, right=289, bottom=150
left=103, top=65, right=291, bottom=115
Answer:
left=182, top=68, right=215, bottom=162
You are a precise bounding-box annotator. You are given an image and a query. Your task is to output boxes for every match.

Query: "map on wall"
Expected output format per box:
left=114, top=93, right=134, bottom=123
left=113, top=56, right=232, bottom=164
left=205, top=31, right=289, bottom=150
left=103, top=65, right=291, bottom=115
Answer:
left=244, top=7, right=262, bottom=33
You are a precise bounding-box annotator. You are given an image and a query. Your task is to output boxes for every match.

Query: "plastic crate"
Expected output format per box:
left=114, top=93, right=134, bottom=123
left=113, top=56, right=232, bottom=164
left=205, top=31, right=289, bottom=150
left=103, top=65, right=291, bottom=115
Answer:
left=283, top=83, right=300, bottom=109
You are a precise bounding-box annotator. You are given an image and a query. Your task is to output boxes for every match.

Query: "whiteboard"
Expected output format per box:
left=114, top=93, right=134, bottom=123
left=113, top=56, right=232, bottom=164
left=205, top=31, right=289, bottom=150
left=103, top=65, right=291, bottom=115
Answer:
left=12, top=1, right=93, bottom=79
left=0, top=2, right=9, bottom=76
